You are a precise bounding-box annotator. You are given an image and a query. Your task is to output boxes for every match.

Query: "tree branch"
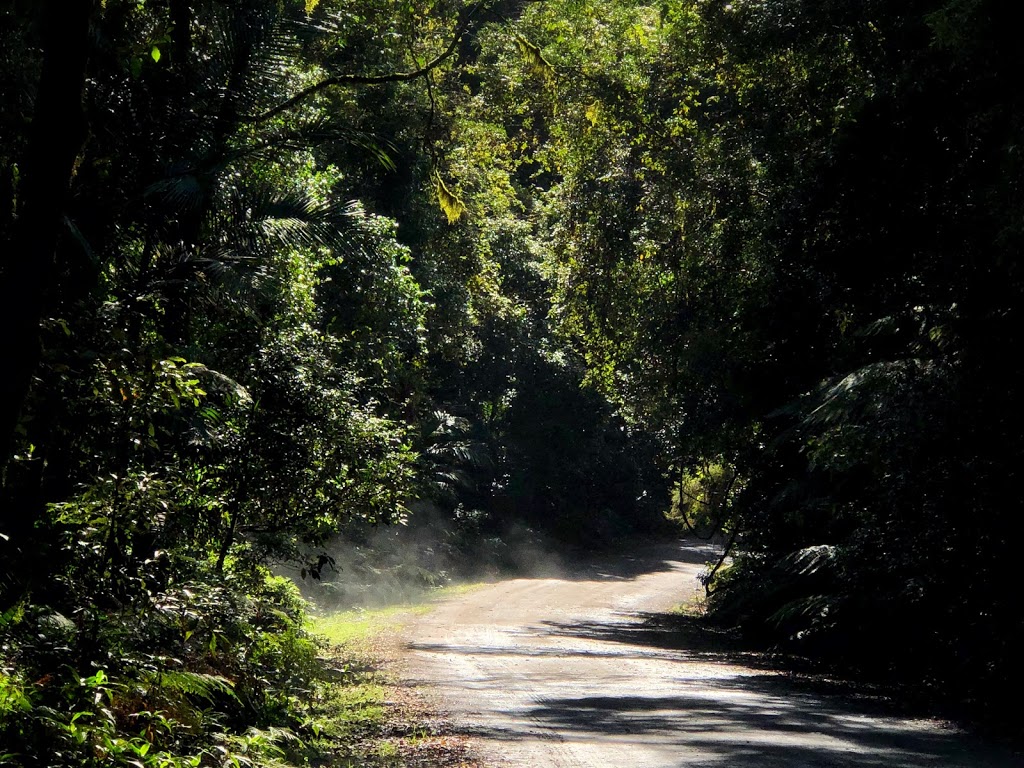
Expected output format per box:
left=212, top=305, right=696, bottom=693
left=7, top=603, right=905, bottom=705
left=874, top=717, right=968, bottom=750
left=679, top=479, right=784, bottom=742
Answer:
left=702, top=524, right=740, bottom=597
left=248, top=7, right=480, bottom=124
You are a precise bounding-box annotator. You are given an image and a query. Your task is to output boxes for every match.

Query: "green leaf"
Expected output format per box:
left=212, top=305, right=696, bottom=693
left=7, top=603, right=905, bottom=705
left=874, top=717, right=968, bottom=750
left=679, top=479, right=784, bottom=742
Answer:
left=150, top=45, right=161, bottom=63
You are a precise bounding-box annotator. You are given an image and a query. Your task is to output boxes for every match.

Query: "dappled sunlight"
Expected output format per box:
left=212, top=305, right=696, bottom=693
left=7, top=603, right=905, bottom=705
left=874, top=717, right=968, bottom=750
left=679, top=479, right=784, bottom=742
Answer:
left=406, top=543, right=1023, bottom=767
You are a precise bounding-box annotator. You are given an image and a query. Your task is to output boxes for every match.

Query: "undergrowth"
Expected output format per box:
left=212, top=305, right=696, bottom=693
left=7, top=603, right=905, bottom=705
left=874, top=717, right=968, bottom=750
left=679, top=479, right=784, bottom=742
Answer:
left=0, top=538, right=481, bottom=768
left=0, top=566, right=319, bottom=768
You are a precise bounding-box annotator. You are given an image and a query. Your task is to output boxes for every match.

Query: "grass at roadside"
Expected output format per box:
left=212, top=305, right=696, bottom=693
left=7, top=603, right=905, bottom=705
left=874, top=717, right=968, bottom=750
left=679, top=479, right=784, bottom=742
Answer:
left=313, top=604, right=431, bottom=647
left=302, top=584, right=485, bottom=768
left=313, top=582, right=486, bottom=645
left=667, top=592, right=707, bottom=617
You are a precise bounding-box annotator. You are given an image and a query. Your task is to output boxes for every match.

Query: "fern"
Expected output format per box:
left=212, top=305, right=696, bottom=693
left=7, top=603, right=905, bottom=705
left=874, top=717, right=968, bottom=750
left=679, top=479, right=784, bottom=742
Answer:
left=144, top=670, right=237, bottom=703
left=0, top=598, right=26, bottom=629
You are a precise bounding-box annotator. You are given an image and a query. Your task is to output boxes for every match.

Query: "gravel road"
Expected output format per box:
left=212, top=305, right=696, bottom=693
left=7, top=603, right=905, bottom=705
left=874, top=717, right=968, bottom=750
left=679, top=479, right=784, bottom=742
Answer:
left=405, top=539, right=1022, bottom=767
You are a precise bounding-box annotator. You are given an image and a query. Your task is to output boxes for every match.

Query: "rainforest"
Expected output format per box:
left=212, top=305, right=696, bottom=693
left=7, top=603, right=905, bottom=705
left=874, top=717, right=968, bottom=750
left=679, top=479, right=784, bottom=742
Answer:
left=1, top=0, right=1022, bottom=765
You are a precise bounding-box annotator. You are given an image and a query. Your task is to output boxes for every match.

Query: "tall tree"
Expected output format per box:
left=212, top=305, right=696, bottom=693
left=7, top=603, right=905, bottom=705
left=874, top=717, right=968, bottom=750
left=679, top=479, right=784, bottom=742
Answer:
left=0, top=0, right=97, bottom=481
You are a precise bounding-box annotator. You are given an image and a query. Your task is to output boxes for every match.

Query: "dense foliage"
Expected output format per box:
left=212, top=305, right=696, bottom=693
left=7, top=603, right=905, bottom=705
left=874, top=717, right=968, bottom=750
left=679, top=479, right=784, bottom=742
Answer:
left=2, top=0, right=1021, bottom=762
left=0, top=1, right=664, bottom=764
left=491, top=0, right=1023, bottom=723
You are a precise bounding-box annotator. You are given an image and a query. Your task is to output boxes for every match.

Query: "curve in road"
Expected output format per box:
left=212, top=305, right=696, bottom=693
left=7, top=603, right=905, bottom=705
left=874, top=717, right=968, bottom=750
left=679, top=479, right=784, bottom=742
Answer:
left=405, top=539, right=1022, bottom=768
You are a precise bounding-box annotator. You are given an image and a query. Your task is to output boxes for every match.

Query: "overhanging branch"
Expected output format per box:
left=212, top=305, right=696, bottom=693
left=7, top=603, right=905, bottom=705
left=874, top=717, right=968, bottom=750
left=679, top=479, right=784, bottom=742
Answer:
left=248, top=5, right=482, bottom=124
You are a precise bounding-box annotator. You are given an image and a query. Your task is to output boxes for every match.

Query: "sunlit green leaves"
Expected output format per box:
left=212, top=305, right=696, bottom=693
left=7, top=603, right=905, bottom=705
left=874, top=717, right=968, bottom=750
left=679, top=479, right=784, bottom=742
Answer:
left=433, top=170, right=467, bottom=224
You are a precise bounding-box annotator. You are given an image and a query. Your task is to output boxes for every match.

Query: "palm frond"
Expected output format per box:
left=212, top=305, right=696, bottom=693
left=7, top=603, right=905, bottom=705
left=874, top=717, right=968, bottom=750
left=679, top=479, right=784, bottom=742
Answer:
left=803, top=358, right=938, bottom=428
left=213, top=187, right=365, bottom=259
left=425, top=440, right=491, bottom=468
left=260, top=194, right=364, bottom=251
left=768, top=594, right=838, bottom=629
left=143, top=174, right=205, bottom=213
left=204, top=6, right=302, bottom=119
left=779, top=544, right=838, bottom=578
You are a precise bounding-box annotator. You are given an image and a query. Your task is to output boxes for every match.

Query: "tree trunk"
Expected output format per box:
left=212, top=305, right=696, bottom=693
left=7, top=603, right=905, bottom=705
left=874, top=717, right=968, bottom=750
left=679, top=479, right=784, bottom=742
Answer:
left=169, top=0, right=192, bottom=66
left=0, top=0, right=96, bottom=486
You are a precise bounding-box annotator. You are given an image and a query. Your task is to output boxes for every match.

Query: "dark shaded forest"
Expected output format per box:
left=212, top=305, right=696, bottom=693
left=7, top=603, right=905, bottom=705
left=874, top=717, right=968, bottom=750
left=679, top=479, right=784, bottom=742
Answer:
left=1, top=0, right=1021, bottom=764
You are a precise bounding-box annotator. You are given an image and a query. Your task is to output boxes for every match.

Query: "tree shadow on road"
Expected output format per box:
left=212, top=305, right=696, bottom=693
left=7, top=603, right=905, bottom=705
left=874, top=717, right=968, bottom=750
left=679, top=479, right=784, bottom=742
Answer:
left=556, top=537, right=722, bottom=582
left=445, top=671, right=1024, bottom=767
left=507, top=685, right=1017, bottom=768
left=462, top=691, right=1019, bottom=768
left=518, top=613, right=1024, bottom=767
left=541, top=611, right=925, bottom=709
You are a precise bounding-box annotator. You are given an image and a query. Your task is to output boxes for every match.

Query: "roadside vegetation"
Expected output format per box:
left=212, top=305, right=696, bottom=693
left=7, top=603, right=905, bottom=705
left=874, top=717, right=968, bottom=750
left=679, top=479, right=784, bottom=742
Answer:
left=2, top=0, right=1022, bottom=763
left=305, top=595, right=483, bottom=768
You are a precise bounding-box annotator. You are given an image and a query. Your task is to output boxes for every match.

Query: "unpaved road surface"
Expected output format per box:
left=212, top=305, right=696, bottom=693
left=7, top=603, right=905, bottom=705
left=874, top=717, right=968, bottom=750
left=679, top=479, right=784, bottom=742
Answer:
left=405, top=539, right=1022, bottom=767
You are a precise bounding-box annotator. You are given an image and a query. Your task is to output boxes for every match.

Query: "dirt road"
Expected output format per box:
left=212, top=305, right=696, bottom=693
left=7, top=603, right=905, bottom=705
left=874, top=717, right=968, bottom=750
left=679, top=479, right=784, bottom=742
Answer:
left=405, top=539, right=1021, bottom=767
